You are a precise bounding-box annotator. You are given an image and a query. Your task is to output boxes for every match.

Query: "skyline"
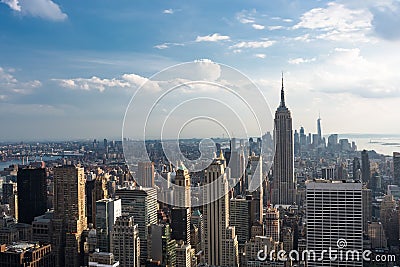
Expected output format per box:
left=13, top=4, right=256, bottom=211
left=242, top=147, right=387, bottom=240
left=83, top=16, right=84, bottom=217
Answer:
left=1, top=0, right=400, bottom=140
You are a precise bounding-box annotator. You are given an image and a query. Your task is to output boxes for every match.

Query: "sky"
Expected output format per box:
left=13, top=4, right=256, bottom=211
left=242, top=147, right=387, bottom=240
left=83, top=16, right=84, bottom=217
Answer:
left=0, top=0, right=399, bottom=141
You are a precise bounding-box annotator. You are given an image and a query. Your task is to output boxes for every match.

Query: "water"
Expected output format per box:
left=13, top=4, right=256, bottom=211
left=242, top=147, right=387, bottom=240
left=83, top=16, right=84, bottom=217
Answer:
left=0, top=156, right=61, bottom=171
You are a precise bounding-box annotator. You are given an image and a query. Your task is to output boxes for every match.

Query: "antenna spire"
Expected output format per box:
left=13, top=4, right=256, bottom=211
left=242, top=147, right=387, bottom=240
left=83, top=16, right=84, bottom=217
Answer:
left=280, top=72, right=286, bottom=107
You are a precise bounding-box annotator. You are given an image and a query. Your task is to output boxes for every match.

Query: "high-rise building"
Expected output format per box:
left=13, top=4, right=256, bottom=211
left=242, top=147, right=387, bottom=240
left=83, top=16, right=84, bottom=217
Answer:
left=110, top=215, right=140, bottom=267
left=368, top=222, right=387, bottom=249
left=317, top=115, right=322, bottom=144
left=52, top=165, right=87, bottom=267
left=191, top=209, right=204, bottom=254
left=272, top=75, right=296, bottom=205
left=229, top=196, right=251, bottom=244
left=115, top=186, right=157, bottom=264
left=353, top=157, right=361, bottom=180
left=361, top=150, right=371, bottom=185
left=170, top=207, right=190, bottom=244
left=362, top=187, right=372, bottom=234
left=2, top=182, right=16, bottom=205
left=327, top=134, right=338, bottom=150
left=148, top=224, right=176, bottom=266
left=393, top=152, right=400, bottom=186
left=264, top=206, right=280, bottom=243
left=203, top=155, right=239, bottom=267
left=96, top=198, right=122, bottom=252
left=137, top=161, right=155, bottom=188
left=306, top=180, right=363, bottom=267
left=17, top=167, right=47, bottom=224
left=175, top=242, right=192, bottom=267
left=246, top=155, right=263, bottom=223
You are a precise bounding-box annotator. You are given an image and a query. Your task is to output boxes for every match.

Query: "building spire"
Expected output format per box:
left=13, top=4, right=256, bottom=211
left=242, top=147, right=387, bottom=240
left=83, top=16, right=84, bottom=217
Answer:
left=280, top=72, right=286, bottom=107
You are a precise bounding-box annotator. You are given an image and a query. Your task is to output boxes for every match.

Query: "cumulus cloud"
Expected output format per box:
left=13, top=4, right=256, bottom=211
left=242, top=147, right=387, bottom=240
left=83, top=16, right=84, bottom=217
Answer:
left=163, top=9, right=174, bottom=14
left=255, top=54, right=266, bottom=59
left=1, top=0, right=67, bottom=21
left=252, top=24, right=265, bottom=30
left=236, top=10, right=256, bottom=24
left=55, top=76, right=131, bottom=92
left=288, top=57, right=316, bottom=64
left=0, top=67, right=42, bottom=97
left=294, top=2, right=372, bottom=42
left=1, top=0, right=21, bottom=11
left=230, top=40, right=275, bottom=49
left=195, top=33, right=230, bottom=42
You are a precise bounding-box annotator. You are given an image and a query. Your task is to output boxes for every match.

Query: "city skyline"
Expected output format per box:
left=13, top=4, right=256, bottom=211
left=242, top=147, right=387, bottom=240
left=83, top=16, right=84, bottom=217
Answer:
left=0, top=0, right=400, bottom=140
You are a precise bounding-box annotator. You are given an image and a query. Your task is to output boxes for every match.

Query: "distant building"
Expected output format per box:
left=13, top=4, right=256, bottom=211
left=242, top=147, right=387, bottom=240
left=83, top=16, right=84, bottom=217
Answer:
left=361, top=150, right=371, bottom=185
left=230, top=196, right=251, bottom=244
left=362, top=188, right=372, bottom=234
left=368, top=222, right=387, bottom=249
left=32, top=210, right=53, bottom=244
left=0, top=242, right=54, bottom=266
left=175, top=241, right=192, bottom=267
left=17, top=167, right=47, bottom=224
left=148, top=224, right=176, bottom=267
left=264, top=207, right=280, bottom=242
left=306, top=180, right=363, bottom=267
left=393, top=152, right=400, bottom=186
left=110, top=215, right=140, bottom=267
left=137, top=161, right=155, bottom=188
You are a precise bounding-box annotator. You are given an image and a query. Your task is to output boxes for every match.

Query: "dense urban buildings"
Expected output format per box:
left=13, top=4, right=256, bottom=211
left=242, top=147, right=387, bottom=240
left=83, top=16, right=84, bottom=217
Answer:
left=0, top=79, right=398, bottom=267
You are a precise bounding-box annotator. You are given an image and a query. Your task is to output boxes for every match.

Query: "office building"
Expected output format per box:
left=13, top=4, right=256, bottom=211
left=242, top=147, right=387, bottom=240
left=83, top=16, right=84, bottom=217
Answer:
left=306, top=180, right=363, bottom=267
left=110, top=215, right=140, bottom=267
left=17, top=167, right=47, bottom=224
left=96, top=198, right=121, bottom=252
left=264, top=207, right=280, bottom=242
left=137, top=161, right=155, bottom=188
left=115, top=186, right=157, bottom=263
left=52, top=165, right=87, bottom=267
left=0, top=242, right=54, bottom=266
left=394, top=152, right=400, bottom=186
left=203, top=155, right=239, bottom=267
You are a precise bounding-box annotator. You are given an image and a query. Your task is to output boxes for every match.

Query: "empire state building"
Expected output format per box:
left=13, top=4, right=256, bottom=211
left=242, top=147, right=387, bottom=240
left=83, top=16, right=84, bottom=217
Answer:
left=271, top=75, right=296, bottom=205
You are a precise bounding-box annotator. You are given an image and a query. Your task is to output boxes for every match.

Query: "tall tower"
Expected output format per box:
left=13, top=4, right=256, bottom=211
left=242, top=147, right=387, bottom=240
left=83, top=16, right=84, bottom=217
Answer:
left=17, top=167, right=47, bottom=224
left=52, top=165, right=87, bottom=267
left=272, top=75, right=296, bottom=205
left=306, top=180, right=363, bottom=267
left=95, top=198, right=121, bottom=252
left=317, top=114, right=322, bottom=144
left=203, top=155, right=239, bottom=267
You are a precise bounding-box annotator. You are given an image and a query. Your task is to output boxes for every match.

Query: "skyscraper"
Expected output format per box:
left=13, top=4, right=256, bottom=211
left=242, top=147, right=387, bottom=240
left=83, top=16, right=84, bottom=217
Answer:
left=272, top=75, right=296, bottom=205
left=115, top=186, right=157, bottom=264
left=17, top=167, right=47, bottom=224
left=137, top=161, right=155, bottom=188
left=110, top=215, right=140, bottom=267
left=361, top=150, right=371, bottom=185
left=52, top=165, right=87, bottom=267
left=393, top=152, right=400, bottom=186
left=95, top=198, right=122, bottom=252
left=203, top=155, right=239, bottom=267
left=306, top=180, right=363, bottom=267
left=264, top=206, right=280, bottom=242
left=317, top=115, right=322, bottom=144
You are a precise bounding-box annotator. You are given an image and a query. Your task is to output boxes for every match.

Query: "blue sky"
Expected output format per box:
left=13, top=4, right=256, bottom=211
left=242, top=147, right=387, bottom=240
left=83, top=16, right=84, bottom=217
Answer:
left=0, top=0, right=399, bottom=141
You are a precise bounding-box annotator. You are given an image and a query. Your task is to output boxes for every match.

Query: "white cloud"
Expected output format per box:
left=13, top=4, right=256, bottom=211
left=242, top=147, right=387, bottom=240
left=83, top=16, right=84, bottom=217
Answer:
left=252, top=24, right=265, bottom=30
left=154, top=43, right=169, bottom=49
left=293, top=2, right=373, bottom=42
left=255, top=54, right=266, bottom=59
left=1, top=0, right=20, bottom=11
left=288, top=57, right=316, bottom=64
left=0, top=67, right=41, bottom=96
left=230, top=40, right=275, bottom=49
left=268, top=25, right=284, bottom=30
left=195, top=33, right=230, bottom=42
left=163, top=9, right=174, bottom=14
left=56, top=76, right=130, bottom=92
left=1, top=0, right=67, bottom=21
left=236, top=10, right=256, bottom=24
